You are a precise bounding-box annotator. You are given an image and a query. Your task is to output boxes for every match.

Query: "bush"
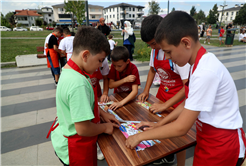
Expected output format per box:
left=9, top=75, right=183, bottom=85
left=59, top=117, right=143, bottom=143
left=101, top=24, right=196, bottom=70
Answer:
left=135, top=46, right=152, bottom=61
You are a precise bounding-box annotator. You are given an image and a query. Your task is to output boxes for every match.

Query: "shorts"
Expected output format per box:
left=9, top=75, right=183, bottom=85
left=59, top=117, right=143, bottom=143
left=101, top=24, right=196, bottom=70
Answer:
left=219, top=37, right=223, bottom=41
left=47, top=56, right=60, bottom=75
left=206, top=36, right=211, bottom=39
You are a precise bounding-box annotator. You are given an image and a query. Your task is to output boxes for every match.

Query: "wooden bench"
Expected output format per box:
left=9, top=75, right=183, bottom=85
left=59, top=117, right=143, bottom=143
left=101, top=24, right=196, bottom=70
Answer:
left=36, top=47, right=46, bottom=58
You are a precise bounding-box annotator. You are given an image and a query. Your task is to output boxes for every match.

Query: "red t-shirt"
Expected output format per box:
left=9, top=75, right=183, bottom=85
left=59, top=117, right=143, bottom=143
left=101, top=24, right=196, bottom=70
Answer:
left=220, top=29, right=225, bottom=37
left=108, top=62, right=140, bottom=93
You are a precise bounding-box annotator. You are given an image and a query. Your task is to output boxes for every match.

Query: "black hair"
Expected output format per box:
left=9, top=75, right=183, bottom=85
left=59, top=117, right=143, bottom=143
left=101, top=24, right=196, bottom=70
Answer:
left=155, top=11, right=198, bottom=46
left=71, top=32, right=76, bottom=36
left=54, top=26, right=63, bottom=33
left=111, top=46, right=129, bottom=62
left=63, top=28, right=70, bottom=35
left=141, top=15, right=163, bottom=42
left=73, top=26, right=110, bottom=56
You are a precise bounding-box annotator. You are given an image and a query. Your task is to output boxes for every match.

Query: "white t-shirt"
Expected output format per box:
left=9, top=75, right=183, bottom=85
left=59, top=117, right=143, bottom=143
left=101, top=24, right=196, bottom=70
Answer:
left=59, top=36, right=75, bottom=61
left=99, top=58, right=109, bottom=76
left=184, top=52, right=244, bottom=157
left=108, top=39, right=116, bottom=50
left=44, top=33, right=52, bottom=55
left=239, top=33, right=246, bottom=41
left=149, top=49, right=190, bottom=80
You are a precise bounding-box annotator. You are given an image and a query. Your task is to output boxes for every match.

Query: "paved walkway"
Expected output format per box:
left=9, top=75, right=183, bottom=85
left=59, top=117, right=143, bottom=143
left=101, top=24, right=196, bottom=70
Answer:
left=1, top=45, right=246, bottom=166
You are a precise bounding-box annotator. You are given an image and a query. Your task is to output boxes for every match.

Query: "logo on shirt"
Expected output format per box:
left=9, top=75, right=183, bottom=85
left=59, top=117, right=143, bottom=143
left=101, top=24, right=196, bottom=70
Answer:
left=157, top=68, right=171, bottom=80
left=90, top=77, right=98, bottom=86
left=117, top=86, right=130, bottom=92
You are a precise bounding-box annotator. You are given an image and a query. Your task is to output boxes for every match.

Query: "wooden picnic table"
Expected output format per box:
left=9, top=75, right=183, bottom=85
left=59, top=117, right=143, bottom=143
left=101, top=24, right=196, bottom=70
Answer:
left=98, top=89, right=196, bottom=166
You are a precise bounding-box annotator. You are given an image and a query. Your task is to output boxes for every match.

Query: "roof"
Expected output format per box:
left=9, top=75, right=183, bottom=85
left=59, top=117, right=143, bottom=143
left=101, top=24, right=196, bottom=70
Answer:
left=15, top=10, right=42, bottom=16
left=218, top=6, right=242, bottom=12
left=52, top=3, right=103, bottom=8
left=104, top=3, right=145, bottom=9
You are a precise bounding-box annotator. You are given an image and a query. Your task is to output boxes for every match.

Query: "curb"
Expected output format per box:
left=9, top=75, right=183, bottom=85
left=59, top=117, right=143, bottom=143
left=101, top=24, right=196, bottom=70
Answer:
left=1, top=61, right=16, bottom=67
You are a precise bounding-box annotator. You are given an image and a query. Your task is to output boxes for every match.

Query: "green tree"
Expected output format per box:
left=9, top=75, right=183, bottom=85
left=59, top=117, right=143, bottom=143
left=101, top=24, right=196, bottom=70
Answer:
left=207, top=4, right=218, bottom=24
left=64, top=0, right=85, bottom=26
left=190, top=6, right=196, bottom=17
left=5, top=12, right=16, bottom=27
left=194, top=9, right=206, bottom=25
left=1, top=13, right=10, bottom=27
left=35, top=17, right=43, bottom=26
left=234, top=4, right=246, bottom=25
left=171, top=7, right=175, bottom=12
left=148, top=0, right=161, bottom=15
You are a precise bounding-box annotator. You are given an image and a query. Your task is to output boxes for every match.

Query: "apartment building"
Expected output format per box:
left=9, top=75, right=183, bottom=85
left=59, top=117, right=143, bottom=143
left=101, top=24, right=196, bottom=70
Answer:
left=218, top=3, right=244, bottom=24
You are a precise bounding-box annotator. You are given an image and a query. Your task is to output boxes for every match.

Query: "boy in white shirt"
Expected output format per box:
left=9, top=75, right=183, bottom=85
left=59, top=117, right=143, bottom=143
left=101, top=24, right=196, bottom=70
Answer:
left=108, top=34, right=118, bottom=61
left=59, top=28, right=75, bottom=62
left=239, top=29, right=246, bottom=43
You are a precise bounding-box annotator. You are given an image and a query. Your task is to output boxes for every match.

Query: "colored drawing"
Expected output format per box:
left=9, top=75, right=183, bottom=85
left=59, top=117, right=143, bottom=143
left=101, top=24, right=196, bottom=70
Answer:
left=136, top=100, right=162, bottom=117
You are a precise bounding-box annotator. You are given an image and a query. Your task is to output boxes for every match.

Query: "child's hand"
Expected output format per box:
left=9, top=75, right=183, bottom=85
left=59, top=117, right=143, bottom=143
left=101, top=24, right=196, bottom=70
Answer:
left=149, top=103, right=166, bottom=113
left=138, top=91, right=149, bottom=102
left=126, top=134, right=141, bottom=149
left=109, top=101, right=123, bottom=111
left=136, top=121, right=156, bottom=131
left=100, top=94, right=109, bottom=103
left=104, top=122, right=119, bottom=135
left=124, top=75, right=136, bottom=83
left=101, top=112, right=120, bottom=126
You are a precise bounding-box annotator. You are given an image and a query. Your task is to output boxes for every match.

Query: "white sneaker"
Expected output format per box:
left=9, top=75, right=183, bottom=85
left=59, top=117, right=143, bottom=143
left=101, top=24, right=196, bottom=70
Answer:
left=208, top=42, right=210, bottom=44
left=97, top=144, right=104, bottom=160
left=204, top=41, right=206, bottom=44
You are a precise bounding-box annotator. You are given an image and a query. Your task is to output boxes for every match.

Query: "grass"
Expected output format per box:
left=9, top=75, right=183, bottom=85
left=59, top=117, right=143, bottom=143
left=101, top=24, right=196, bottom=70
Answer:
left=1, top=30, right=51, bottom=37
left=202, top=38, right=246, bottom=47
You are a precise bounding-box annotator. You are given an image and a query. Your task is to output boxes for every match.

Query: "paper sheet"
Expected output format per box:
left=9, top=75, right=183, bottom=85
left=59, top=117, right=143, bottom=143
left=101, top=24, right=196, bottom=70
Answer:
left=136, top=100, right=162, bottom=117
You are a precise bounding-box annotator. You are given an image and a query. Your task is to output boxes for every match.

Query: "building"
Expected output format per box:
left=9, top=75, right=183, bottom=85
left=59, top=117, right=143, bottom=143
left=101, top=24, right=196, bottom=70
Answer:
left=103, top=3, right=145, bottom=28
left=40, top=7, right=54, bottom=25
left=52, top=3, right=103, bottom=26
left=218, top=3, right=244, bottom=24
left=14, top=10, right=42, bottom=27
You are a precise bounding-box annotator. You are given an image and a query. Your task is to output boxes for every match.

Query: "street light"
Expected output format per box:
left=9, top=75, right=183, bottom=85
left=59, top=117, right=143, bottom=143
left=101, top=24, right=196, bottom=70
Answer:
left=167, top=0, right=169, bottom=14
left=219, top=4, right=227, bottom=27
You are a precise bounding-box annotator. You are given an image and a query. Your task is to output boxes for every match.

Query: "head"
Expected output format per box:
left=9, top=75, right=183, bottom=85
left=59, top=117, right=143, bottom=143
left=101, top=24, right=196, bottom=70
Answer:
left=198, top=26, right=200, bottom=29
left=99, top=17, right=105, bottom=26
left=209, top=25, right=211, bottom=29
left=243, top=30, right=245, bottom=34
left=220, top=26, right=224, bottom=29
left=111, top=46, right=130, bottom=72
left=72, top=26, right=110, bottom=74
left=124, top=21, right=131, bottom=28
left=141, top=15, right=163, bottom=50
left=155, top=11, right=199, bottom=66
left=63, top=28, right=71, bottom=37
left=108, top=34, right=113, bottom=39
left=53, top=27, right=63, bottom=38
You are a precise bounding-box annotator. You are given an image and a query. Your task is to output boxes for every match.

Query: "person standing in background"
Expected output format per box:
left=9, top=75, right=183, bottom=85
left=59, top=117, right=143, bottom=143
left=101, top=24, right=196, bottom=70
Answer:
left=97, top=17, right=111, bottom=38
left=122, top=21, right=135, bottom=61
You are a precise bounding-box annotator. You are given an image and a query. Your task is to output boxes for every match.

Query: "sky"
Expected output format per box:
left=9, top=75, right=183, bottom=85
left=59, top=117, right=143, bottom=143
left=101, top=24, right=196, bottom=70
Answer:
left=1, top=0, right=245, bottom=17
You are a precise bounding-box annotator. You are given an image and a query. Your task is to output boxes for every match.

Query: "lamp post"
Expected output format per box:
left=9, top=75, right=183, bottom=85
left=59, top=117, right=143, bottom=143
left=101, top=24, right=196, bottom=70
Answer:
left=85, top=0, right=89, bottom=26
left=167, top=0, right=169, bottom=14
left=220, top=4, right=227, bottom=27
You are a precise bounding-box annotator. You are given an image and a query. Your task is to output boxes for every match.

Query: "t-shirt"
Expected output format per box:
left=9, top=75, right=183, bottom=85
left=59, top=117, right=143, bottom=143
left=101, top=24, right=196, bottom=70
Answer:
left=149, top=49, right=190, bottom=80
left=58, top=36, right=75, bottom=61
left=108, top=39, right=116, bottom=50
left=47, top=35, right=58, bottom=57
left=44, top=33, right=52, bottom=55
left=108, top=62, right=140, bottom=93
left=100, top=58, right=110, bottom=76
left=239, top=33, right=246, bottom=41
left=220, top=29, right=225, bottom=37
left=51, top=68, right=95, bottom=165
left=206, top=28, right=212, bottom=36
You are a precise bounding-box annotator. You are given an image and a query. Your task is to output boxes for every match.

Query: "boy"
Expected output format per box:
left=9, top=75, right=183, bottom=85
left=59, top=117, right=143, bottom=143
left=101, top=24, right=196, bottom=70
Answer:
left=50, top=26, right=119, bottom=166
left=126, top=11, right=246, bottom=166
left=219, top=26, right=225, bottom=45
left=108, top=46, right=140, bottom=111
left=59, top=28, right=74, bottom=62
left=204, top=24, right=212, bottom=44
left=138, top=14, right=190, bottom=165
left=108, top=34, right=118, bottom=61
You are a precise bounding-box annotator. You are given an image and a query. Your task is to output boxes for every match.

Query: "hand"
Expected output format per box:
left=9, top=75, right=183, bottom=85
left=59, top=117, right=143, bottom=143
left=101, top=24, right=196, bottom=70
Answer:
left=126, top=134, right=141, bottom=149
left=101, top=112, right=120, bottom=126
left=138, top=91, right=149, bottom=102
left=109, top=101, right=123, bottom=111
left=149, top=103, right=166, bottom=113
left=103, top=122, right=119, bottom=135
left=100, top=94, right=109, bottom=103
left=124, top=75, right=136, bottom=83
left=136, top=121, right=156, bottom=131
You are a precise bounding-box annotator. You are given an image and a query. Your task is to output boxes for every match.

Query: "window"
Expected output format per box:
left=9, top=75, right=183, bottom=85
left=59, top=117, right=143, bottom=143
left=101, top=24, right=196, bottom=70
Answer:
left=59, top=8, right=64, bottom=12
left=226, top=12, right=228, bottom=16
left=113, top=8, right=114, bottom=12
left=117, top=14, right=119, bottom=19
left=98, top=15, right=101, bottom=18
left=47, top=8, right=48, bottom=11
left=110, top=15, right=111, bottom=18
left=133, top=14, right=135, bottom=18
left=236, top=11, right=239, bottom=15
left=92, top=15, right=95, bottom=18
left=129, top=14, right=131, bottom=18
left=113, top=14, right=115, bottom=18
left=98, top=9, right=101, bottom=12
left=90, top=8, right=95, bottom=12
left=48, top=14, right=51, bottom=17
left=49, top=19, right=52, bottom=22
left=231, top=17, right=233, bottom=20
left=129, top=7, right=131, bottom=11
left=117, top=7, right=118, bottom=12
left=58, top=14, right=72, bottom=18
left=231, top=12, right=234, bottom=15
left=31, top=17, right=33, bottom=20
left=110, top=8, right=111, bottom=12
left=133, top=8, right=135, bottom=11
left=226, top=17, right=228, bottom=20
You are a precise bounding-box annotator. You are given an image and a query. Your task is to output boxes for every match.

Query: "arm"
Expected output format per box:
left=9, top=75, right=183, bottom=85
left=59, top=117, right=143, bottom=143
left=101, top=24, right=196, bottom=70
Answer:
left=109, top=75, right=136, bottom=89
left=100, top=75, right=109, bottom=102
left=53, top=45, right=62, bottom=55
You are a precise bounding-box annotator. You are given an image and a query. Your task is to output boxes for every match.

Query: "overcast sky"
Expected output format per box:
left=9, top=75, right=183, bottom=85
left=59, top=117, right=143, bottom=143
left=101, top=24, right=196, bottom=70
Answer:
left=1, top=0, right=245, bottom=16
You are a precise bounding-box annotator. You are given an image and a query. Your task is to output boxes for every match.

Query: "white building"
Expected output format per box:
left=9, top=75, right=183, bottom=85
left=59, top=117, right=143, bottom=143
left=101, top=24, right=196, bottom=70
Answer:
left=103, top=3, right=144, bottom=28
left=52, top=3, right=103, bottom=26
left=15, top=9, right=42, bottom=27
left=41, top=7, right=54, bottom=25
left=218, top=3, right=244, bottom=24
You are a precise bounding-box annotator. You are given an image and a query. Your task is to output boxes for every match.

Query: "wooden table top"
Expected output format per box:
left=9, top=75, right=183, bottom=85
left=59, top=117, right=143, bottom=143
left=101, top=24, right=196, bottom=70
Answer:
left=98, top=89, right=196, bottom=166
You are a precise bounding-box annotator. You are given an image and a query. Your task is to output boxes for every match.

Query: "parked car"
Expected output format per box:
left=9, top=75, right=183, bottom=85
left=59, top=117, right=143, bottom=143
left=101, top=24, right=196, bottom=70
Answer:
left=30, top=26, right=43, bottom=31
left=46, top=26, right=54, bottom=30
left=0, top=26, right=12, bottom=31
left=13, top=27, right=28, bottom=31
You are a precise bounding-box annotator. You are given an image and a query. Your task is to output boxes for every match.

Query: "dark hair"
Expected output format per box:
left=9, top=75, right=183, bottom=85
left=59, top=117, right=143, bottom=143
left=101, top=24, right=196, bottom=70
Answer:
left=63, top=28, right=70, bottom=35
left=108, top=34, right=113, bottom=39
left=54, top=26, right=63, bottom=33
left=73, top=26, right=110, bottom=56
left=71, top=32, right=76, bottom=36
left=155, top=11, right=198, bottom=46
left=141, top=15, right=163, bottom=42
left=111, top=46, right=129, bottom=62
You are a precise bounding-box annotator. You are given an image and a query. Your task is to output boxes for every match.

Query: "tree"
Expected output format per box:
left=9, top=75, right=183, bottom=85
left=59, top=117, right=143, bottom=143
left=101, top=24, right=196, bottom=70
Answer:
left=35, top=17, right=43, bottom=26
left=207, top=4, right=218, bottom=24
left=1, top=13, right=10, bottom=27
left=234, top=4, right=246, bottom=25
left=171, top=7, right=175, bottom=12
left=5, top=12, right=16, bottom=27
left=194, top=9, right=206, bottom=25
left=190, top=6, right=196, bottom=17
left=64, top=0, right=85, bottom=26
left=148, top=0, right=161, bottom=15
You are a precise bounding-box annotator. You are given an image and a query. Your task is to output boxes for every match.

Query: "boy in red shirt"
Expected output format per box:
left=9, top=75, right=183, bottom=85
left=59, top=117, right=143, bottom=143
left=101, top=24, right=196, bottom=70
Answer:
left=108, top=46, right=140, bottom=110
left=219, top=26, right=225, bottom=45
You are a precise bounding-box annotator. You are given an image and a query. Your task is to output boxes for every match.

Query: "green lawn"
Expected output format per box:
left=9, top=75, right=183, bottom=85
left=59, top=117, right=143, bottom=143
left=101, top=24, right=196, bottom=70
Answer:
left=1, top=30, right=52, bottom=37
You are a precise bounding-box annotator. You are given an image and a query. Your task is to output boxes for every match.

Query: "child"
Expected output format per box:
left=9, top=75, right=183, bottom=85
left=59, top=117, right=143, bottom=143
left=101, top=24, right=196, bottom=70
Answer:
left=108, top=34, right=118, bottom=61
left=138, top=14, right=190, bottom=166
left=126, top=11, right=246, bottom=166
left=50, top=26, right=119, bottom=166
left=219, top=26, right=225, bottom=45
left=58, top=28, right=74, bottom=62
left=204, top=25, right=212, bottom=44
left=108, top=46, right=140, bottom=111
left=239, top=29, right=246, bottom=43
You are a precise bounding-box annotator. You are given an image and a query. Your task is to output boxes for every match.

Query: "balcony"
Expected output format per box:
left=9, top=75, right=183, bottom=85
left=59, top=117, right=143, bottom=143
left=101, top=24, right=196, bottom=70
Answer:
left=137, top=11, right=144, bottom=15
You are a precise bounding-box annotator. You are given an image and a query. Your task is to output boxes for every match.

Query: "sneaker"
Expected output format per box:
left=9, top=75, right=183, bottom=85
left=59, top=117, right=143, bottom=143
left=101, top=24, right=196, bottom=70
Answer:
left=204, top=41, right=206, bottom=44
left=208, top=42, right=210, bottom=44
left=97, top=144, right=104, bottom=160
left=54, top=81, right=58, bottom=87
left=153, top=154, right=175, bottom=165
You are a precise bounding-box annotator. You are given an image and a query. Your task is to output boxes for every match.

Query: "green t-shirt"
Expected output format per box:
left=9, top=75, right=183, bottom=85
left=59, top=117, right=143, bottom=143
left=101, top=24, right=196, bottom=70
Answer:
left=51, top=68, right=95, bottom=165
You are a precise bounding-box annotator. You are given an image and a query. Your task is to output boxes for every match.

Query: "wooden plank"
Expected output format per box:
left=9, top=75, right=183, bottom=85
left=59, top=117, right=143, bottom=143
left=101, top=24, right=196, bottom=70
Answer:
left=36, top=46, right=44, bottom=52
left=37, top=54, right=46, bottom=58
